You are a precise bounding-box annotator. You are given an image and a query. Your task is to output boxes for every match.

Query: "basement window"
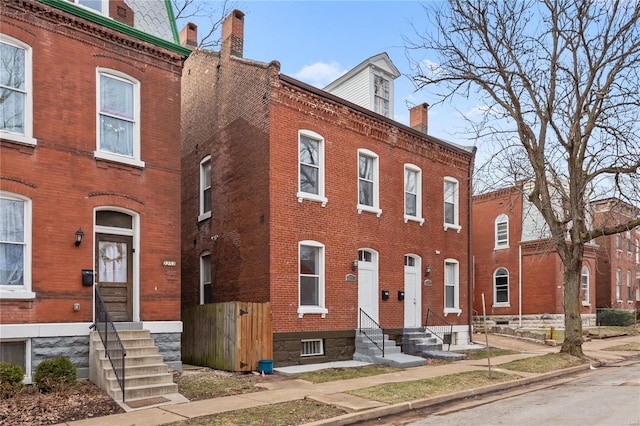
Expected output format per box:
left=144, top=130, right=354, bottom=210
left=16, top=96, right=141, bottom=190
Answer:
left=301, top=339, right=324, bottom=357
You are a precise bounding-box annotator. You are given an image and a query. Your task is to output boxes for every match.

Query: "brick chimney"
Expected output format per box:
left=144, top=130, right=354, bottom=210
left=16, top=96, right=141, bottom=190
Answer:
left=221, top=10, right=245, bottom=58
left=179, top=23, right=198, bottom=49
left=410, top=103, right=429, bottom=134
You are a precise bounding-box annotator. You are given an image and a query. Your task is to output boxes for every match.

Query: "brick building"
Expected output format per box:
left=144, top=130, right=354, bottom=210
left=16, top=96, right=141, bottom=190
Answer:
left=181, top=11, right=476, bottom=367
left=0, top=0, right=189, bottom=381
left=592, top=198, right=639, bottom=310
left=472, top=183, right=598, bottom=327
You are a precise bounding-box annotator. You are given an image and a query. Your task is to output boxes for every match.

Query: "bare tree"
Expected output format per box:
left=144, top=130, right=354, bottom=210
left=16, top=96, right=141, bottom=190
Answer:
left=172, top=0, right=235, bottom=49
left=407, top=0, right=640, bottom=356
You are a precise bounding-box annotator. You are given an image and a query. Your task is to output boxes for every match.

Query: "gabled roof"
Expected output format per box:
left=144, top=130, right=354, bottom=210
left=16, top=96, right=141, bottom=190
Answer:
left=323, top=52, right=400, bottom=92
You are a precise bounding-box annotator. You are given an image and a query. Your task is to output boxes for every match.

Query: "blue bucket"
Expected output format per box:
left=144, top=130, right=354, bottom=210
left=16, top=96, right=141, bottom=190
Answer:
left=258, top=359, right=273, bottom=374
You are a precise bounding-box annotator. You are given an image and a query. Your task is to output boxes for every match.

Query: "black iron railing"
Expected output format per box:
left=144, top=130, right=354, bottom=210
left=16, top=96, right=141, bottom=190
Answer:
left=359, top=308, right=384, bottom=357
left=91, top=287, right=126, bottom=401
left=425, top=308, right=454, bottom=351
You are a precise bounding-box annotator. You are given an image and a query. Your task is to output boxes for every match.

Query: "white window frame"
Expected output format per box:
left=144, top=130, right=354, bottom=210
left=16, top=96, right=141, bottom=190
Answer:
left=0, top=191, right=34, bottom=300
left=403, top=164, right=424, bottom=225
left=616, top=268, right=622, bottom=301
left=444, top=258, right=461, bottom=315
left=198, top=156, right=212, bottom=221
left=94, top=69, right=144, bottom=168
left=72, top=0, right=108, bottom=14
left=616, top=233, right=622, bottom=251
left=581, top=266, right=590, bottom=305
left=300, top=339, right=324, bottom=357
left=443, top=177, right=460, bottom=232
left=636, top=239, right=639, bottom=264
left=493, top=267, right=510, bottom=307
left=373, top=74, right=390, bottom=117
left=627, top=270, right=632, bottom=302
left=199, top=251, right=211, bottom=305
left=297, top=130, right=327, bottom=206
left=626, top=231, right=632, bottom=253
left=357, top=149, right=382, bottom=217
left=297, top=240, right=327, bottom=318
left=0, top=35, right=36, bottom=146
left=0, top=338, right=32, bottom=383
left=494, top=214, right=509, bottom=249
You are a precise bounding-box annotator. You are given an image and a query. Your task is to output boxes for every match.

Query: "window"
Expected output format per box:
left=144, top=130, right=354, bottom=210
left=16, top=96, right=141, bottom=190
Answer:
left=0, top=339, right=29, bottom=382
left=301, top=339, right=324, bottom=356
left=200, top=252, right=211, bottom=305
left=404, top=164, right=423, bottom=224
left=199, top=156, right=211, bottom=221
left=636, top=239, right=639, bottom=264
left=493, top=268, right=509, bottom=306
left=443, top=177, right=460, bottom=231
left=297, top=130, right=327, bottom=206
left=581, top=266, right=590, bottom=304
left=298, top=241, right=327, bottom=317
left=373, top=75, right=390, bottom=117
left=0, top=35, right=36, bottom=146
left=626, top=231, right=632, bottom=253
left=444, top=259, right=460, bottom=313
left=636, top=275, right=640, bottom=301
left=0, top=192, right=33, bottom=299
left=616, top=233, right=622, bottom=250
left=627, top=270, right=632, bottom=301
left=95, top=70, right=143, bottom=167
left=616, top=269, right=622, bottom=301
left=357, top=149, right=381, bottom=216
left=72, top=0, right=107, bottom=14
left=495, top=214, right=509, bottom=248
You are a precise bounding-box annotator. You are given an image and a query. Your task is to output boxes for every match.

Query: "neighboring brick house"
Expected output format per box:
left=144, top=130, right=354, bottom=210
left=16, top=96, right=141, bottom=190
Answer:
left=591, top=198, right=640, bottom=311
left=0, top=0, right=189, bottom=381
left=181, top=11, right=476, bottom=366
left=472, top=183, right=598, bottom=327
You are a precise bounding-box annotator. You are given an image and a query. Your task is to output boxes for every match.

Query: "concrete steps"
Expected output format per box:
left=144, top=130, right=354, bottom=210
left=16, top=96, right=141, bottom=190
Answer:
left=353, top=332, right=426, bottom=368
left=89, top=330, right=179, bottom=403
left=402, top=327, right=466, bottom=361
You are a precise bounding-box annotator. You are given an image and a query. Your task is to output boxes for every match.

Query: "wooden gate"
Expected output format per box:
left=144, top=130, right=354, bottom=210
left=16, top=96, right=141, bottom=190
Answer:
left=181, top=302, right=272, bottom=372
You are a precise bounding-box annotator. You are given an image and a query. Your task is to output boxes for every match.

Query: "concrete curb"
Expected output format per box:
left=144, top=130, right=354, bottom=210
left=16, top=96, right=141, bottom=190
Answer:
left=303, top=363, right=600, bottom=426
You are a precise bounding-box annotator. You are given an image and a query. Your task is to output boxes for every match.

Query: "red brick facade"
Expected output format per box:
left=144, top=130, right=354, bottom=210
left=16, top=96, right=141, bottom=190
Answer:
left=0, top=0, right=188, bottom=377
left=181, top=11, right=475, bottom=365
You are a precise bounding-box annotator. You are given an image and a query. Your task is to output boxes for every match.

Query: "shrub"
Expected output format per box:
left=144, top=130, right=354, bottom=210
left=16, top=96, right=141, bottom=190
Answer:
left=34, top=356, right=77, bottom=393
left=0, top=362, right=25, bottom=398
left=597, top=309, right=635, bottom=326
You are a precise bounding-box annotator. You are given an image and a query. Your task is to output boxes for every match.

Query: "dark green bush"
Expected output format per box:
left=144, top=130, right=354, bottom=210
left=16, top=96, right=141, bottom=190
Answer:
left=34, top=356, right=77, bottom=393
left=597, top=309, right=635, bottom=326
left=0, top=362, right=25, bottom=398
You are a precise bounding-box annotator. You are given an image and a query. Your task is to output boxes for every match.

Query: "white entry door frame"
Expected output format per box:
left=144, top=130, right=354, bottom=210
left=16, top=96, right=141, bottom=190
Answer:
left=404, top=254, right=422, bottom=328
left=357, top=248, right=379, bottom=327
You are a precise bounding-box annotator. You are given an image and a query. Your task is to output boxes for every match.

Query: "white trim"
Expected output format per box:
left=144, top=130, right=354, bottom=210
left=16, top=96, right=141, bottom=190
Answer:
left=494, top=214, right=509, bottom=249
left=443, top=177, right=460, bottom=230
left=298, top=130, right=327, bottom=205
left=581, top=265, right=590, bottom=304
left=142, top=321, right=183, bottom=333
left=403, top=164, right=424, bottom=224
left=199, top=251, right=211, bottom=305
left=0, top=338, right=32, bottom=383
left=301, top=339, right=324, bottom=356
left=444, top=258, right=460, bottom=311
left=0, top=35, right=36, bottom=146
left=493, top=267, right=510, bottom=306
left=0, top=321, right=182, bottom=336
left=199, top=155, right=212, bottom=220
left=357, top=149, right=381, bottom=215
left=72, top=0, right=108, bottom=15
left=95, top=69, right=143, bottom=167
left=0, top=191, right=33, bottom=298
left=297, top=240, right=326, bottom=317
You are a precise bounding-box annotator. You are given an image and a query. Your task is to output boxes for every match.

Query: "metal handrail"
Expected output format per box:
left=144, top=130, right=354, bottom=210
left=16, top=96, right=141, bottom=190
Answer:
left=359, top=308, right=384, bottom=357
left=91, top=287, right=127, bottom=401
left=425, top=308, right=454, bottom=351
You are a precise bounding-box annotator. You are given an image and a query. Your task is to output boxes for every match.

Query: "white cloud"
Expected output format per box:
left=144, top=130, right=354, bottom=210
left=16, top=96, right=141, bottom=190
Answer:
left=292, top=61, right=346, bottom=88
left=420, top=59, right=442, bottom=77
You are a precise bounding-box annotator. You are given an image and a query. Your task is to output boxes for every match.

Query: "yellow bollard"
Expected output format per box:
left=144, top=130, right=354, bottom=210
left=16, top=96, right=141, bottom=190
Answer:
left=550, top=326, right=555, bottom=340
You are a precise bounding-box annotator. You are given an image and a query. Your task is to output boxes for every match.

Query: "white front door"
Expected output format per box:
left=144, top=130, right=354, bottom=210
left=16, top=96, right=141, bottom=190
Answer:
left=404, top=255, right=422, bottom=327
left=357, top=249, right=378, bottom=327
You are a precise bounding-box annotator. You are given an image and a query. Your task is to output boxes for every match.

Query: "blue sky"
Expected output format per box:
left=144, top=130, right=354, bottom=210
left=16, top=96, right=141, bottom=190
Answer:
left=183, top=0, right=480, bottom=148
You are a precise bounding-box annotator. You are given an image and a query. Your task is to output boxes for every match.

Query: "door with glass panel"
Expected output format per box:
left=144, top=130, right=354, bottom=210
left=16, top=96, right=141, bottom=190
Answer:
left=95, top=233, right=133, bottom=322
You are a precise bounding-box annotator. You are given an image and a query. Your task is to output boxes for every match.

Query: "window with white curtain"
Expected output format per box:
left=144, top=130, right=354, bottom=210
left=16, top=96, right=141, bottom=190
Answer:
left=444, top=259, right=460, bottom=312
left=0, top=192, right=33, bottom=299
left=404, top=164, right=423, bottom=224
left=357, top=149, right=381, bottom=216
left=0, top=35, right=36, bottom=145
left=96, top=70, right=142, bottom=167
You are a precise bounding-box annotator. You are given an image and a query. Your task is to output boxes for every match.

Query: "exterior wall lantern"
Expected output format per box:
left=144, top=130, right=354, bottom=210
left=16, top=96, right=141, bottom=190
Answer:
left=75, top=228, right=84, bottom=247
left=352, top=259, right=358, bottom=272
left=424, top=265, right=431, bottom=276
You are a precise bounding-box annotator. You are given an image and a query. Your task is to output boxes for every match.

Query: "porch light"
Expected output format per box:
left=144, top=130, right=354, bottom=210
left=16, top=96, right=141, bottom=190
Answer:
left=425, top=265, right=431, bottom=276
left=352, top=259, right=358, bottom=272
left=75, top=228, right=84, bottom=247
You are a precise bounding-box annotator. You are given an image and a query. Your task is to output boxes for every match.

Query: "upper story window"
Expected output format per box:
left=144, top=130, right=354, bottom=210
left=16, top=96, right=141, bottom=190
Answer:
left=444, top=258, right=460, bottom=314
left=404, top=164, right=424, bottom=225
left=357, top=149, right=381, bottom=216
left=626, top=231, right=632, bottom=253
left=0, top=35, right=36, bottom=146
left=297, top=130, right=327, bottom=206
left=616, top=268, right=622, bottom=301
left=495, top=214, right=509, bottom=249
left=493, top=268, right=509, bottom=306
left=298, top=241, right=327, bottom=318
left=636, top=239, right=639, bottom=264
left=443, top=177, right=460, bottom=231
left=581, top=266, right=590, bottom=304
left=0, top=192, right=34, bottom=299
left=73, top=0, right=108, bottom=14
left=627, top=270, right=633, bottom=301
left=373, top=75, right=390, bottom=117
left=199, top=156, right=211, bottom=221
left=95, top=70, right=143, bottom=168
left=616, top=233, right=622, bottom=251
left=200, top=252, right=211, bottom=305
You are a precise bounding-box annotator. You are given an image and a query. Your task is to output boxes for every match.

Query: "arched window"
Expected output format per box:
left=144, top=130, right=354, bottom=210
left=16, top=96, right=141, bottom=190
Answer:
left=581, top=266, right=589, bottom=304
left=493, top=268, right=509, bottom=305
left=495, top=214, right=509, bottom=248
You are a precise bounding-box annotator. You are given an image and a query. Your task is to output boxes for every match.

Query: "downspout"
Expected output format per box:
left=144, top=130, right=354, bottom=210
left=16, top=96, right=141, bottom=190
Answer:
left=467, top=149, right=476, bottom=342
left=519, top=243, right=523, bottom=327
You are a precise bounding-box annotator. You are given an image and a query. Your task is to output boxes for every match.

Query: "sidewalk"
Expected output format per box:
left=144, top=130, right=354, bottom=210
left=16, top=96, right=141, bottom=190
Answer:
left=60, top=333, right=640, bottom=426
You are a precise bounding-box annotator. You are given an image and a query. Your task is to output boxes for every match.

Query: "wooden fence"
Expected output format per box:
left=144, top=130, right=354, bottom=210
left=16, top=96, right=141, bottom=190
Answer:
left=181, top=302, right=272, bottom=372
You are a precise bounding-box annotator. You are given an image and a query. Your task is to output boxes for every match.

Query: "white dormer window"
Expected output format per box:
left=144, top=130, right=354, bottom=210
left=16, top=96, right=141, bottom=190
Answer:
left=373, top=75, right=390, bottom=117
left=73, top=0, right=108, bottom=14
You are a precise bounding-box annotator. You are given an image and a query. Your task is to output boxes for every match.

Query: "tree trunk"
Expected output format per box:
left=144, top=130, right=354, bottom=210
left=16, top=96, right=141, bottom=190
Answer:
left=560, top=254, right=584, bottom=357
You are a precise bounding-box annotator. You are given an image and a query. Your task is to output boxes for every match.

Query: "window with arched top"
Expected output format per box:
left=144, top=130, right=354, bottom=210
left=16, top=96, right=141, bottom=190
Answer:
left=493, top=268, right=509, bottom=306
left=495, top=214, right=509, bottom=249
left=581, top=266, right=589, bottom=304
